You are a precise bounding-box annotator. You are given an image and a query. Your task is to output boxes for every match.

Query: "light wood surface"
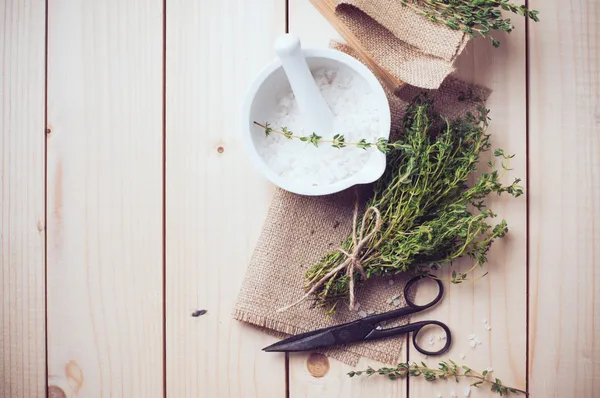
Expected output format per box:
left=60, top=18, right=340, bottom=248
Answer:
left=0, top=1, right=47, bottom=397
left=1, top=0, right=599, bottom=397
left=46, top=1, right=164, bottom=396
left=408, top=5, right=529, bottom=397
left=528, top=0, right=600, bottom=396
left=287, top=3, right=407, bottom=397
left=164, top=1, right=286, bottom=397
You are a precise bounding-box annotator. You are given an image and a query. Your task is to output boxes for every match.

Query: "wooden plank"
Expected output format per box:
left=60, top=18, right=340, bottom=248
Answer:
left=0, top=1, right=47, bottom=397
left=46, top=1, right=163, bottom=396
left=528, top=1, right=600, bottom=396
left=287, top=2, right=407, bottom=397
left=164, top=1, right=286, bottom=397
left=407, top=10, right=529, bottom=398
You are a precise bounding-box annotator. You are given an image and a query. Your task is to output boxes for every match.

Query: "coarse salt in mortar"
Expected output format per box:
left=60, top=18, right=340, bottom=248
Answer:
left=255, top=66, right=382, bottom=187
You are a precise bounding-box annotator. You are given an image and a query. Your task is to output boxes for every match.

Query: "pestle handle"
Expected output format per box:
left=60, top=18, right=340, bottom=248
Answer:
left=274, top=34, right=334, bottom=135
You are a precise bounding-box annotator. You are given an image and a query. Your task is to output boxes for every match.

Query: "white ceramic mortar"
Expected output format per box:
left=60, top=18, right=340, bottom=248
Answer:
left=241, top=47, right=391, bottom=196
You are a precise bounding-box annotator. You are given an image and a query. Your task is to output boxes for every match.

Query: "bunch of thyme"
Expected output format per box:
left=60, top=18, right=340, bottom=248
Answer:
left=399, top=0, right=539, bottom=47
left=348, top=360, right=526, bottom=396
left=304, top=98, right=523, bottom=307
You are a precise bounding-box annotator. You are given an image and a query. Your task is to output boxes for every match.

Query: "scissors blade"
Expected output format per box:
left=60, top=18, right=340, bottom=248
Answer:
left=263, top=320, right=374, bottom=352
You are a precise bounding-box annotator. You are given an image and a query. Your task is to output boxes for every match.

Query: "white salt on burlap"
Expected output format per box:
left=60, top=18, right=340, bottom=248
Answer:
left=256, top=66, right=382, bottom=187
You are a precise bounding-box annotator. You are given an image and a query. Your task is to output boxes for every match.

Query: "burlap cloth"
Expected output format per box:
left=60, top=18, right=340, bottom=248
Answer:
left=333, top=0, right=469, bottom=89
left=233, top=43, right=490, bottom=366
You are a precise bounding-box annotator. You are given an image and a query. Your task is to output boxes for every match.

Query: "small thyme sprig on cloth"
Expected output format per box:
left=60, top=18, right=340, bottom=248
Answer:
left=348, top=360, right=526, bottom=396
left=399, top=0, right=540, bottom=47
left=304, top=97, right=523, bottom=309
left=254, top=121, right=390, bottom=153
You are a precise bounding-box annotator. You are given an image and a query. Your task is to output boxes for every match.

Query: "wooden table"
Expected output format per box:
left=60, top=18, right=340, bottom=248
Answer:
left=1, top=0, right=598, bottom=397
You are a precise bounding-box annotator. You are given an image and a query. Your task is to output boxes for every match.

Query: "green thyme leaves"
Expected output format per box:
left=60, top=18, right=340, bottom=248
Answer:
left=348, top=361, right=526, bottom=396
left=255, top=121, right=390, bottom=153
left=399, top=0, right=540, bottom=47
left=304, top=98, right=523, bottom=307
left=332, top=134, right=346, bottom=149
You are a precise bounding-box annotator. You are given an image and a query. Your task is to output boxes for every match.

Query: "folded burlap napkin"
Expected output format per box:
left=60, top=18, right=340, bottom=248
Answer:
left=330, top=0, right=469, bottom=89
left=233, top=44, right=490, bottom=366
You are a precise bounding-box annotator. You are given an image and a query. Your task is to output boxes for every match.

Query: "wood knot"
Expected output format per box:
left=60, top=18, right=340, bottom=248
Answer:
left=306, top=353, right=329, bottom=378
left=48, top=385, right=67, bottom=398
left=66, top=360, right=84, bottom=391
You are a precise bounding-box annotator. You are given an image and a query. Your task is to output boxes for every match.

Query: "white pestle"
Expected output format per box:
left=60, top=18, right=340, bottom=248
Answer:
left=274, top=34, right=334, bottom=136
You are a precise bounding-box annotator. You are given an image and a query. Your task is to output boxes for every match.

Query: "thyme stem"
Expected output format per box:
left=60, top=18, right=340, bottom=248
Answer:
left=398, top=0, right=540, bottom=47
left=348, top=360, right=527, bottom=396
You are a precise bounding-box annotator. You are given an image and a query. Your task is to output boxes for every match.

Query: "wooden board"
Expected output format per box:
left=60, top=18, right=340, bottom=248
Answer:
left=164, top=1, right=286, bottom=397
left=1, top=0, right=599, bottom=396
left=46, top=1, right=164, bottom=396
left=528, top=1, right=600, bottom=396
left=287, top=2, right=407, bottom=397
left=0, top=1, right=47, bottom=397
left=408, top=10, right=529, bottom=398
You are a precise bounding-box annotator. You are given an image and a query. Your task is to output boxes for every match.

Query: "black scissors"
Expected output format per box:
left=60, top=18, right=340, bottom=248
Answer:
left=263, top=276, right=451, bottom=356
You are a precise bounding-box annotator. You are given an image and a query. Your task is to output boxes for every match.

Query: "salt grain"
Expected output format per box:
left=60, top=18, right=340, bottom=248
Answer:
left=436, top=393, right=442, bottom=398
left=486, top=367, right=494, bottom=373
left=469, top=341, right=477, bottom=348
left=367, top=310, right=375, bottom=315
left=460, top=353, right=466, bottom=359
left=463, top=386, right=471, bottom=397
left=358, top=310, right=367, bottom=318
left=467, top=333, right=476, bottom=340
left=257, top=67, right=381, bottom=187
left=354, top=302, right=361, bottom=311
left=393, top=299, right=401, bottom=306
left=451, top=391, right=457, bottom=398
left=386, top=298, right=393, bottom=304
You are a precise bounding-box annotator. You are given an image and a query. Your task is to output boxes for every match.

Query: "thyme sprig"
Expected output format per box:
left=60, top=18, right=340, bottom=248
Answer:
left=399, top=0, right=540, bottom=47
left=255, top=121, right=390, bottom=153
left=348, top=360, right=526, bottom=396
left=305, top=98, right=523, bottom=307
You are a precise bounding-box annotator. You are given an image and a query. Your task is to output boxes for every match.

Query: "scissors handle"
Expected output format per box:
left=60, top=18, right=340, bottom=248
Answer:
left=363, top=276, right=444, bottom=325
left=364, top=320, right=452, bottom=356
left=403, top=276, right=444, bottom=310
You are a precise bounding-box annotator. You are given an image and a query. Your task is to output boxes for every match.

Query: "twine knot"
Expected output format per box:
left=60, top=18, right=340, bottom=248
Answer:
left=278, top=201, right=382, bottom=312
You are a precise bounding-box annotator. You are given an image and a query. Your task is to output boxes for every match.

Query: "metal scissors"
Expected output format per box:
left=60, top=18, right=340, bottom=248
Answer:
left=263, top=276, right=451, bottom=356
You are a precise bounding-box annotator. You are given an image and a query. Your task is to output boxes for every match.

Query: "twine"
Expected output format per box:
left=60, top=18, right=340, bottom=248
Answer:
left=277, top=201, right=382, bottom=312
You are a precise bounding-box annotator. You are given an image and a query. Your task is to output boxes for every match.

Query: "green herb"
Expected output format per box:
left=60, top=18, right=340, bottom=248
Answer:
left=304, top=97, right=523, bottom=307
left=253, top=121, right=389, bottom=153
left=348, top=360, right=526, bottom=396
left=282, top=126, right=293, bottom=139
left=332, top=133, right=347, bottom=149
left=264, top=122, right=273, bottom=136
left=399, top=0, right=539, bottom=47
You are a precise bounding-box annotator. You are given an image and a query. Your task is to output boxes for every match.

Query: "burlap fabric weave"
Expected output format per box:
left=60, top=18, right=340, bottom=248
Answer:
left=233, top=43, right=490, bottom=366
left=333, top=0, right=469, bottom=89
